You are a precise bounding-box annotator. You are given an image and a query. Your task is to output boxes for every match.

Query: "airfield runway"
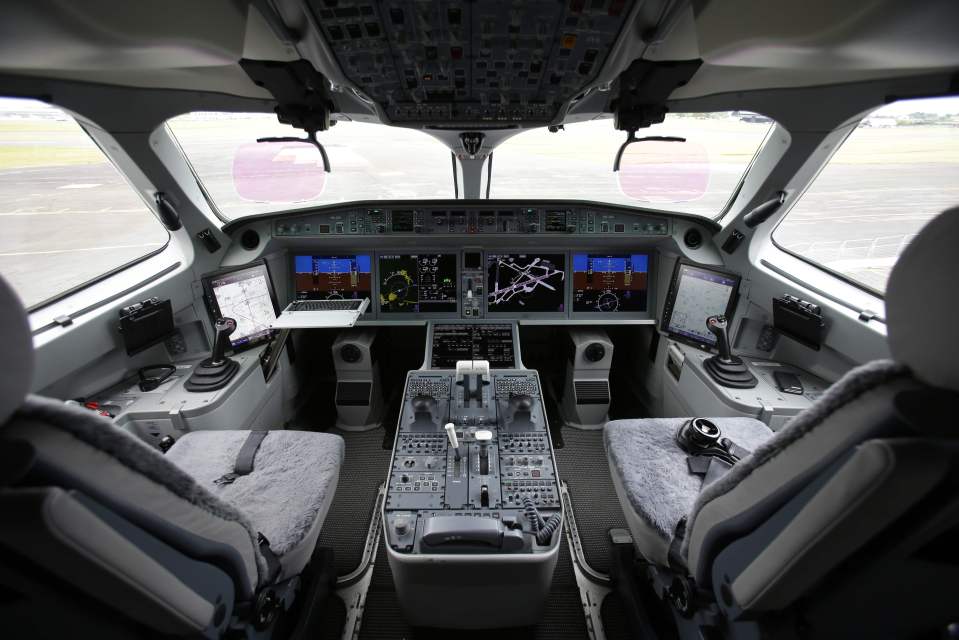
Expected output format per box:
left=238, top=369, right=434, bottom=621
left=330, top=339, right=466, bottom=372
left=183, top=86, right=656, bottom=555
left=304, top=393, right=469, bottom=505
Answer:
left=1, top=115, right=956, bottom=307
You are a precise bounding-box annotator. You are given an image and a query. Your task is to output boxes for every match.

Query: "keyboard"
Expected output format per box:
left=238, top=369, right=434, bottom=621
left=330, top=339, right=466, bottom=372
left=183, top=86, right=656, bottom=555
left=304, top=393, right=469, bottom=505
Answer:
left=290, top=299, right=364, bottom=312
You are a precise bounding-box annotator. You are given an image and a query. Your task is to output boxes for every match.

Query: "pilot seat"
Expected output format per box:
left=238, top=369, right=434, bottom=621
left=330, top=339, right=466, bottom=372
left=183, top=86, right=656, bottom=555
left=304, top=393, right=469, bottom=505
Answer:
left=0, top=274, right=344, bottom=638
left=604, top=208, right=959, bottom=638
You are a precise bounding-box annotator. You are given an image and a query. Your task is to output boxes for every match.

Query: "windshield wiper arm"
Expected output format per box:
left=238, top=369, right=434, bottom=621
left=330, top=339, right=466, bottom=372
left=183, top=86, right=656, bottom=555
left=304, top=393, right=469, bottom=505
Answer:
left=613, top=134, right=686, bottom=171
left=257, top=131, right=331, bottom=172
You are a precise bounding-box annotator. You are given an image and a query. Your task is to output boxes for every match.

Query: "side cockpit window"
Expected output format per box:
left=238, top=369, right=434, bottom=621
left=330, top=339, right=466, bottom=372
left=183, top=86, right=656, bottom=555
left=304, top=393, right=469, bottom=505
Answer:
left=773, top=96, right=959, bottom=295
left=0, top=97, right=169, bottom=310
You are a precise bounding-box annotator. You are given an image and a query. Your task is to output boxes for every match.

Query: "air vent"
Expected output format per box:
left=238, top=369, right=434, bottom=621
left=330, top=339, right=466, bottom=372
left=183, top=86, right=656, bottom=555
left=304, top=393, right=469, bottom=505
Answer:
left=340, top=343, right=363, bottom=363
left=240, top=229, right=260, bottom=250
left=574, top=380, right=610, bottom=405
left=584, top=342, right=606, bottom=363
left=336, top=381, right=372, bottom=406
left=683, top=228, right=703, bottom=249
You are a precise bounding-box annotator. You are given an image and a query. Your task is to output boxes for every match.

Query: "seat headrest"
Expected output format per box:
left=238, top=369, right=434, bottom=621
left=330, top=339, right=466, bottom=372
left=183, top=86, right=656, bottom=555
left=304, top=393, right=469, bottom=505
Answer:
left=0, top=274, right=34, bottom=424
left=886, top=208, right=959, bottom=391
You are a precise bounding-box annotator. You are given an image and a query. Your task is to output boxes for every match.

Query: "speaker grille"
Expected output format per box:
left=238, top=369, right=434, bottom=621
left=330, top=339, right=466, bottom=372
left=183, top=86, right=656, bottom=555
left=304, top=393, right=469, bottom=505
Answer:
left=574, top=380, right=610, bottom=405
left=336, top=381, right=372, bottom=406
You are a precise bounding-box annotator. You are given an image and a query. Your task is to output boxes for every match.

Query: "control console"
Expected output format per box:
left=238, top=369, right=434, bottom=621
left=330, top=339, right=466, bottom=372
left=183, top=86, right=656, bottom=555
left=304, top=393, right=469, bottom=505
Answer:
left=385, top=366, right=560, bottom=552
left=382, top=323, right=563, bottom=628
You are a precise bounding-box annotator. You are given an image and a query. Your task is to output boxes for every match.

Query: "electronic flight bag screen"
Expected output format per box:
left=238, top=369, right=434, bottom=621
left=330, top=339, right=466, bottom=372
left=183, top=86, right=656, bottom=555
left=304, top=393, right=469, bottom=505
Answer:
left=486, top=253, right=566, bottom=313
left=663, top=263, right=741, bottom=347
left=572, top=253, right=649, bottom=312
left=378, top=253, right=458, bottom=313
left=293, top=255, right=372, bottom=301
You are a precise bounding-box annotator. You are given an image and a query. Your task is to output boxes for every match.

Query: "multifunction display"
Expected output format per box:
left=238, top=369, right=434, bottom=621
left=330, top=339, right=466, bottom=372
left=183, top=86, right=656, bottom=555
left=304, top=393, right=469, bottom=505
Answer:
left=378, top=253, right=458, bottom=313
left=294, top=254, right=372, bottom=301
left=572, top=253, right=649, bottom=312
left=430, top=323, right=516, bottom=369
left=204, top=263, right=277, bottom=351
left=486, top=253, right=566, bottom=313
left=663, top=262, right=740, bottom=348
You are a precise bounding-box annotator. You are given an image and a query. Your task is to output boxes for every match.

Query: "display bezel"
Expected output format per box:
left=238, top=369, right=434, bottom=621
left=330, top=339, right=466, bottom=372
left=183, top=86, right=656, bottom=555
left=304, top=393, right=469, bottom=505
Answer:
left=567, top=250, right=655, bottom=319
left=660, top=259, right=741, bottom=351
left=201, top=260, right=280, bottom=353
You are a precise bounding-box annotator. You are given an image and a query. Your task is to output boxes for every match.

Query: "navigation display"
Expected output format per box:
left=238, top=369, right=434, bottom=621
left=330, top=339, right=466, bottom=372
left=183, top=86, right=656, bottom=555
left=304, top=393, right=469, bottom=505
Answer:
left=572, top=253, right=649, bottom=312
left=294, top=255, right=372, bottom=301
left=663, top=263, right=740, bottom=347
left=378, top=253, right=457, bottom=313
left=430, top=323, right=516, bottom=368
left=486, top=253, right=566, bottom=313
left=205, top=263, right=278, bottom=351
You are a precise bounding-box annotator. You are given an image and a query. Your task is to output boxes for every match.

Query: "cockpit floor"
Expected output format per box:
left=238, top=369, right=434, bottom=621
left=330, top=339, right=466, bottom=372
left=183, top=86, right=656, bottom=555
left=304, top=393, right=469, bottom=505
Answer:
left=315, top=426, right=392, bottom=576
left=555, top=428, right=630, bottom=575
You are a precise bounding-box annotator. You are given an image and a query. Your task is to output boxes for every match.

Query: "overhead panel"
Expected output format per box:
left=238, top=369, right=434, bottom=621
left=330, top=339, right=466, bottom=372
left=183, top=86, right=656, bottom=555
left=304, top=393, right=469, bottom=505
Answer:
left=307, top=0, right=634, bottom=125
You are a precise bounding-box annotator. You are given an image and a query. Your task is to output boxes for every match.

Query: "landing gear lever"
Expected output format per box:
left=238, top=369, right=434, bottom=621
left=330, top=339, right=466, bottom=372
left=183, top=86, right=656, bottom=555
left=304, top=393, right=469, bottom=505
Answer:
left=703, top=315, right=757, bottom=389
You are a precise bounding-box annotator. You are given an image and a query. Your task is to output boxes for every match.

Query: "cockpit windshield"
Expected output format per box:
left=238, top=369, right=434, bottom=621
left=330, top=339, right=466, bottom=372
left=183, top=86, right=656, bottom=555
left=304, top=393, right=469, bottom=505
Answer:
left=167, top=111, right=773, bottom=221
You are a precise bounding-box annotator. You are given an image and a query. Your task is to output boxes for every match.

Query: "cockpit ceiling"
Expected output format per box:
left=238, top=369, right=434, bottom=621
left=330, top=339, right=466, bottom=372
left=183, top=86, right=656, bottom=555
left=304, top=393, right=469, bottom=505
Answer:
left=307, top=0, right=634, bottom=125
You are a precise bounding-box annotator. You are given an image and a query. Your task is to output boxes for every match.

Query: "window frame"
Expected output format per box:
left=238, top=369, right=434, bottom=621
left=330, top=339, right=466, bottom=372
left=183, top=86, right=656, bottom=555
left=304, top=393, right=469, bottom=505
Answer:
left=0, top=103, right=172, bottom=312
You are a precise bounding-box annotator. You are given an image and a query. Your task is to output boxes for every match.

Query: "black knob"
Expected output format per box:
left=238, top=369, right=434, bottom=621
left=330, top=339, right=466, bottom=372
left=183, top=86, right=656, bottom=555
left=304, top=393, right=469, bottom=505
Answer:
left=584, top=342, right=606, bottom=363
left=510, top=394, right=533, bottom=412
left=706, top=315, right=733, bottom=362
left=340, top=343, right=362, bottom=363
left=158, top=435, right=176, bottom=453
left=412, top=395, right=435, bottom=412
left=210, top=317, right=237, bottom=365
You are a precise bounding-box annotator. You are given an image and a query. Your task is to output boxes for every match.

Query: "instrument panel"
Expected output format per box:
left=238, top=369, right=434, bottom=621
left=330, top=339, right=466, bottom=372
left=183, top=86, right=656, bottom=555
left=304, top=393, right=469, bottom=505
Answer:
left=289, top=249, right=656, bottom=321
left=273, top=204, right=670, bottom=238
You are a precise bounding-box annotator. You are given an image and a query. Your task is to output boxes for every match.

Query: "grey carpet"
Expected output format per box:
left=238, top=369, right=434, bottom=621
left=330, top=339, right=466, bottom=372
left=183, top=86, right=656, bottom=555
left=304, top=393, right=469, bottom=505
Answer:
left=600, top=592, right=631, bottom=640
left=315, top=427, right=392, bottom=576
left=555, top=428, right=629, bottom=575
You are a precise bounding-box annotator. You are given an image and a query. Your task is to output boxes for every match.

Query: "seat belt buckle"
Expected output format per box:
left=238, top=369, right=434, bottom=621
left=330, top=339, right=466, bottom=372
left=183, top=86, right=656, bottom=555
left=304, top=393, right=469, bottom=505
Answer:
left=214, top=473, right=238, bottom=486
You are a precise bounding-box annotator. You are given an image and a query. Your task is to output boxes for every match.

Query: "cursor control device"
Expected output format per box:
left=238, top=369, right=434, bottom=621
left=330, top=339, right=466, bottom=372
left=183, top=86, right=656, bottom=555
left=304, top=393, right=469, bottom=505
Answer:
left=702, top=315, right=757, bottom=389
left=185, top=317, right=241, bottom=392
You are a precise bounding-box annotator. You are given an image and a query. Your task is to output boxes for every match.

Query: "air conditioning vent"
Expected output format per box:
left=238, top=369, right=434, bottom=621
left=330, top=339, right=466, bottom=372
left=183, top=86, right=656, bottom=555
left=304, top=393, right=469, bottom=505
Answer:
left=574, top=380, right=610, bottom=405
left=683, top=228, right=703, bottom=249
left=240, top=229, right=260, bottom=250
left=336, top=381, right=372, bottom=406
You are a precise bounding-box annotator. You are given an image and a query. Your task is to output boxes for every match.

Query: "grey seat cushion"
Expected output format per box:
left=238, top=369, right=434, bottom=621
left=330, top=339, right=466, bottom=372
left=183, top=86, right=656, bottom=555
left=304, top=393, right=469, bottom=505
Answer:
left=167, top=429, right=344, bottom=580
left=604, top=417, right=773, bottom=566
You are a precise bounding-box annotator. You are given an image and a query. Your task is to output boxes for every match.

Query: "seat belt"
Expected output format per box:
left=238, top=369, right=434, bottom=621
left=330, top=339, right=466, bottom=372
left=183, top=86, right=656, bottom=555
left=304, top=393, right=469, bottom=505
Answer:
left=215, top=430, right=269, bottom=486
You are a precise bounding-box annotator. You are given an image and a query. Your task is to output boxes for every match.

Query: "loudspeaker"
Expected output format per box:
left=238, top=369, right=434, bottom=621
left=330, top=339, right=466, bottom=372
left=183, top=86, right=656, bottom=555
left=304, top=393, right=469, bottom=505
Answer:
left=332, top=328, right=382, bottom=431
left=561, top=329, right=614, bottom=429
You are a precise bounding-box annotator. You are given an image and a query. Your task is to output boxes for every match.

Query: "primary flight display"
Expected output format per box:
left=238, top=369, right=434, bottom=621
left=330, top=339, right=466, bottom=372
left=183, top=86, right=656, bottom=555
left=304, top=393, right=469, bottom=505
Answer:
left=572, top=253, right=649, bottom=312
left=294, top=254, right=372, bottom=301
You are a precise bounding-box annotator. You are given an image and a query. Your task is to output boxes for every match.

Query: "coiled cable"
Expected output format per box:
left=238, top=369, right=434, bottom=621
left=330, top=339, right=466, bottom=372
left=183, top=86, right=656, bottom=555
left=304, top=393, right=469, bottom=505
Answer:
left=522, top=496, right=562, bottom=545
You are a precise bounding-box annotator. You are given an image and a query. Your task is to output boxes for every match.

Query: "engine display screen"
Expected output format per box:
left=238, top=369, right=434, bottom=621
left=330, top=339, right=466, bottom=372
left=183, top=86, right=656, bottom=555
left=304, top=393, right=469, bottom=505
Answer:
left=663, top=263, right=740, bottom=347
left=486, top=253, right=566, bottom=313
left=293, top=255, right=372, bottom=301
left=378, top=253, right=458, bottom=313
left=430, top=323, right=516, bottom=369
left=572, top=253, right=649, bottom=312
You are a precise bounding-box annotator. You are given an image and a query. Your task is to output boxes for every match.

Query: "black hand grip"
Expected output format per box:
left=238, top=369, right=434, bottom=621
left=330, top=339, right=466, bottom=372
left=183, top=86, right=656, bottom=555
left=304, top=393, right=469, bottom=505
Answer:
left=706, top=315, right=732, bottom=362
left=211, top=317, right=237, bottom=365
